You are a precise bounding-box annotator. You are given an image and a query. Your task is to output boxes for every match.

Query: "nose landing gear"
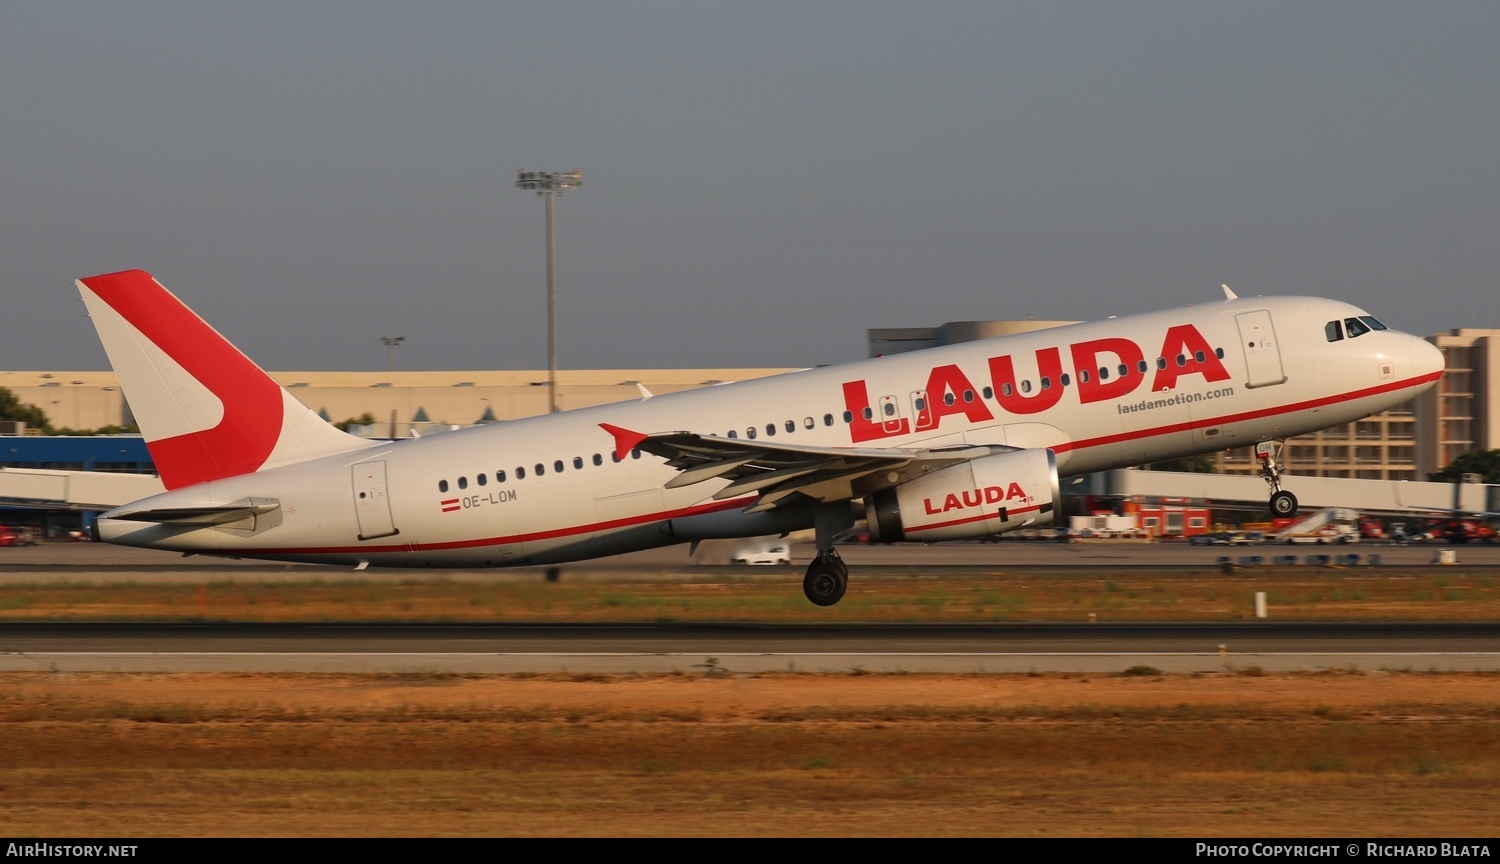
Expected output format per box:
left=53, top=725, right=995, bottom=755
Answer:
left=1256, top=441, right=1299, bottom=519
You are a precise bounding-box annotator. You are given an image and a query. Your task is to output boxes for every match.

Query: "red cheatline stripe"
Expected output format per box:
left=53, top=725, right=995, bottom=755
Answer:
left=1054, top=372, right=1439, bottom=455
left=225, top=495, right=757, bottom=557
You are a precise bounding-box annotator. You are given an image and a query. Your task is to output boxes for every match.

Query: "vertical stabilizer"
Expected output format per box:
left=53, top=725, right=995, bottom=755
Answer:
left=76, top=269, right=373, bottom=490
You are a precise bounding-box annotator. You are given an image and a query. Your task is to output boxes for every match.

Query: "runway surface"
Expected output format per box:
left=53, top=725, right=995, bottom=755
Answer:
left=5, top=621, right=1498, bottom=674
left=6, top=537, right=1500, bottom=580
left=5, top=542, right=1500, bottom=673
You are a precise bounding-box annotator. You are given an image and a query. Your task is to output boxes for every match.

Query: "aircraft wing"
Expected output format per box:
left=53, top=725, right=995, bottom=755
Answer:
left=601, top=423, right=1008, bottom=513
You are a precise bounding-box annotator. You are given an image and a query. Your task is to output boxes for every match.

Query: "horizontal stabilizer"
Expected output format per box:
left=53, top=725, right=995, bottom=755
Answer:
left=109, top=497, right=281, bottom=525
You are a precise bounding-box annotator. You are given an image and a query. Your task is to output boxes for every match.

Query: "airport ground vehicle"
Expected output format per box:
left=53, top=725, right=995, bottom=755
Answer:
left=0, top=526, right=40, bottom=547
left=1271, top=508, right=1362, bottom=544
left=729, top=539, right=792, bottom=565
left=1412, top=517, right=1499, bottom=544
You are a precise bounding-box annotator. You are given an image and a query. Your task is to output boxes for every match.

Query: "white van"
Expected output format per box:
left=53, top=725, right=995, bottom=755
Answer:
left=729, top=539, right=792, bottom=565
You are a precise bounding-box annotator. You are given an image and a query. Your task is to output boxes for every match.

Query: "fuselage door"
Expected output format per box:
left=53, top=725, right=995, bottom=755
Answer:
left=352, top=460, right=399, bottom=540
left=1236, top=310, right=1287, bottom=389
left=911, top=389, right=933, bottom=432
left=879, top=394, right=903, bottom=435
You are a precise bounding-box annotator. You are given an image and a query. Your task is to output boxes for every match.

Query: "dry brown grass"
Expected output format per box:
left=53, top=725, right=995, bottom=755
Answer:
left=2, top=670, right=1499, bottom=837
left=2, top=569, right=1499, bottom=622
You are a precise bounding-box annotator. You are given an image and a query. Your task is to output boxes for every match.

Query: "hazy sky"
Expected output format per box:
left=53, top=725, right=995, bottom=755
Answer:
left=3, top=2, right=1497, bottom=373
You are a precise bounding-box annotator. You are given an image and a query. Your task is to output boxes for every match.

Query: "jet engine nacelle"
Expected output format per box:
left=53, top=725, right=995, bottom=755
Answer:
left=864, top=448, right=1059, bottom=543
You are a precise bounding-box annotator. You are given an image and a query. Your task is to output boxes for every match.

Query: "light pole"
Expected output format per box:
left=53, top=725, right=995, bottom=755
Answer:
left=515, top=169, right=581, bottom=413
left=381, top=336, right=405, bottom=373
left=381, top=336, right=404, bottom=438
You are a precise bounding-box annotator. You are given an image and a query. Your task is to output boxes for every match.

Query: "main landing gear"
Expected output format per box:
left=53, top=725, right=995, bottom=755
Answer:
left=1256, top=440, right=1299, bottom=519
left=804, top=501, right=856, bottom=606
left=803, top=550, right=848, bottom=607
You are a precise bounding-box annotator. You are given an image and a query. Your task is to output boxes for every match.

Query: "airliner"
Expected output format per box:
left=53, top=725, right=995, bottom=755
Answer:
left=77, top=269, right=1444, bottom=605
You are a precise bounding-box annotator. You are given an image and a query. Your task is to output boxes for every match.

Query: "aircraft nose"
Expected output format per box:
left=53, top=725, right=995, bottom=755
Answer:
left=1412, top=336, right=1444, bottom=380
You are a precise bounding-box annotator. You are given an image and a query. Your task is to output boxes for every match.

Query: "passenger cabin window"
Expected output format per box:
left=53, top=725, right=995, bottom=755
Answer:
left=438, top=480, right=449, bottom=493
left=1137, top=360, right=1149, bottom=373
left=535, top=463, right=545, bottom=476
left=1040, top=377, right=1051, bottom=390
left=883, top=402, right=896, bottom=416
left=727, top=430, right=738, bottom=439
left=458, top=476, right=468, bottom=490
left=963, top=390, right=974, bottom=402
left=574, top=456, right=583, bottom=470
left=517, top=466, right=526, bottom=479
left=477, top=473, right=487, bottom=487
left=1020, top=380, right=1032, bottom=393
left=804, top=417, right=814, bottom=429
left=766, top=424, right=776, bottom=436
left=982, top=386, right=994, bottom=399
left=592, top=454, right=602, bottom=466
left=1098, top=367, right=1109, bottom=381
left=786, top=420, right=795, bottom=433
left=554, top=460, right=564, bottom=473
left=843, top=411, right=854, bottom=423
left=823, top=414, right=834, bottom=426
left=1059, top=374, right=1070, bottom=387
left=497, top=470, right=507, bottom=482
left=943, top=392, right=956, bottom=406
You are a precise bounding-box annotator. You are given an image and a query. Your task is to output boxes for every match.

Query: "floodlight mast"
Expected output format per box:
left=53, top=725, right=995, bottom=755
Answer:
left=514, top=170, right=582, bottom=413
left=379, top=336, right=404, bottom=438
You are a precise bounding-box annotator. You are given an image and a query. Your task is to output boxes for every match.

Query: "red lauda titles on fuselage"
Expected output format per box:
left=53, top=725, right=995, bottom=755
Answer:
left=843, top=324, right=1229, bottom=443
left=923, top=482, right=1030, bottom=517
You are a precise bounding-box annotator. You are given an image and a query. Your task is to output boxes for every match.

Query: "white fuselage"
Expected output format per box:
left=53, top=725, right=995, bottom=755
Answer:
left=96, top=295, right=1443, bottom=567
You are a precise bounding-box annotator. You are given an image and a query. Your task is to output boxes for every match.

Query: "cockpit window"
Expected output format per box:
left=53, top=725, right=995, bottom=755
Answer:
left=1344, top=317, right=1371, bottom=338
left=1359, top=316, right=1388, bottom=331
left=1326, top=320, right=1344, bottom=342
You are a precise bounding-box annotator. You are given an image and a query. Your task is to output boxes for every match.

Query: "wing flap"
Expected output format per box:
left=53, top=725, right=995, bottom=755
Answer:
left=604, top=424, right=1011, bottom=511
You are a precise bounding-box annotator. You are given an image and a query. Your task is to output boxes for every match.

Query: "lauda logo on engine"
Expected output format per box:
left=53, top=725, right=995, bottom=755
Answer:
left=923, top=482, right=1031, bottom=516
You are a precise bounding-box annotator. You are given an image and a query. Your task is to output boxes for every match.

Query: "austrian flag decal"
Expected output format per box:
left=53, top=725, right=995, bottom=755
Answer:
left=440, top=498, right=460, bottom=513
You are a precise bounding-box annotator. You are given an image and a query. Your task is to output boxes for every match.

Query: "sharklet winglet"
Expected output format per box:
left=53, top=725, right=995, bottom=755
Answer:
left=599, top=423, right=649, bottom=462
